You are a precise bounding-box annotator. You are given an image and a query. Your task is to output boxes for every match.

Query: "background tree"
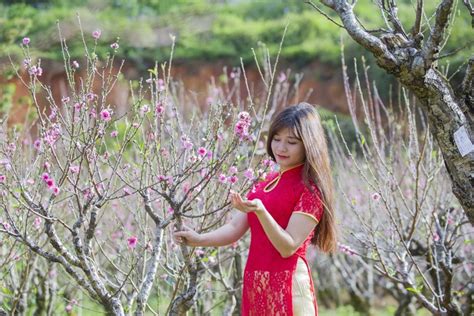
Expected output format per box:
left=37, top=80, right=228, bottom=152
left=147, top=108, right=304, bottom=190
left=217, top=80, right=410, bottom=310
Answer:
left=307, top=0, right=474, bottom=224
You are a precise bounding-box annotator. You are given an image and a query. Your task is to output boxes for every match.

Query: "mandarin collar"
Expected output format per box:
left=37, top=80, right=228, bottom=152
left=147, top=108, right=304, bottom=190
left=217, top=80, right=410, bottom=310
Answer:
left=278, top=163, right=304, bottom=176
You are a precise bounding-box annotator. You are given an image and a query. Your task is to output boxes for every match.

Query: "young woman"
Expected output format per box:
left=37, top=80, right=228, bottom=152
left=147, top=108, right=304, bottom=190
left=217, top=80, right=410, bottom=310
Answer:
left=174, top=102, right=336, bottom=315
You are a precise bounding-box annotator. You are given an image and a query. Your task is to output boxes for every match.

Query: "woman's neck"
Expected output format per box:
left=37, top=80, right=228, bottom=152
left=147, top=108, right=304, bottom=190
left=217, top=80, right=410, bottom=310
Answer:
left=279, top=163, right=304, bottom=174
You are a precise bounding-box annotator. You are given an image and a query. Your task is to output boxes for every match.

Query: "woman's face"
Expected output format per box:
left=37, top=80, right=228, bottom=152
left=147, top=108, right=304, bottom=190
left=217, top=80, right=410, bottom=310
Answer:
left=271, top=127, right=306, bottom=171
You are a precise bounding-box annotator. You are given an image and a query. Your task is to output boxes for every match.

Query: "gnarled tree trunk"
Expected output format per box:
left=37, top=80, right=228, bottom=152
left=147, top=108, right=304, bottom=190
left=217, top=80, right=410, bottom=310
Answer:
left=310, top=0, right=474, bottom=224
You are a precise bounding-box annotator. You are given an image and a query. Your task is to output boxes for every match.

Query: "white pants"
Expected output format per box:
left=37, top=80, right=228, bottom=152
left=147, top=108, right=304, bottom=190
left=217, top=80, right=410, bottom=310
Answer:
left=292, top=257, right=316, bottom=316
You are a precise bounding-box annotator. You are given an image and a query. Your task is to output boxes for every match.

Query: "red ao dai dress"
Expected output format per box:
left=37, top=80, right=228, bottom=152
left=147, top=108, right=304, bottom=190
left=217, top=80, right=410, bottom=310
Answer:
left=242, top=164, right=324, bottom=316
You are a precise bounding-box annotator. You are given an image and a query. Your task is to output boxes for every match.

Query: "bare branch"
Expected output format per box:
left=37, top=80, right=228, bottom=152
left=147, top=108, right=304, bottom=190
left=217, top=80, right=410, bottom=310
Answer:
left=412, top=0, right=424, bottom=36
left=462, top=56, right=474, bottom=87
left=317, top=0, right=398, bottom=70
left=422, top=0, right=456, bottom=68
left=305, top=1, right=344, bottom=28
left=462, top=0, right=474, bottom=27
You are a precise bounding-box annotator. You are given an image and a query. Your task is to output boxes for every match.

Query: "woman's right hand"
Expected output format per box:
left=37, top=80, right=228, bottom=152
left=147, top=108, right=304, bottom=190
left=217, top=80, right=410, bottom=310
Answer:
left=173, top=225, right=203, bottom=247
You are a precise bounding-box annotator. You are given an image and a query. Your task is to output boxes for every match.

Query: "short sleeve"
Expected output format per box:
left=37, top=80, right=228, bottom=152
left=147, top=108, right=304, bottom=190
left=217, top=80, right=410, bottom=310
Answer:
left=293, top=183, right=324, bottom=224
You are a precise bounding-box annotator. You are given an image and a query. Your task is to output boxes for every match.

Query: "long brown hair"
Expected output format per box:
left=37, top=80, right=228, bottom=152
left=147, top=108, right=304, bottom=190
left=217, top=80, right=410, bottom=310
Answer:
left=266, top=102, right=337, bottom=253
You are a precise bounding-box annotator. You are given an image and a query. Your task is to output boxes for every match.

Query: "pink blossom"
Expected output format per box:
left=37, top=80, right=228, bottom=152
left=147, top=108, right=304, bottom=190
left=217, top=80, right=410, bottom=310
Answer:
left=183, top=182, right=191, bottom=194
left=146, top=241, right=153, bottom=252
left=123, top=187, right=132, bottom=196
left=0, top=175, right=5, bottom=183
left=243, top=169, right=254, bottom=180
left=110, top=42, right=119, bottom=50
left=127, top=236, right=138, bottom=249
left=100, top=109, right=112, bottom=122
left=338, top=243, right=356, bottom=256
left=8, top=143, right=16, bottom=152
left=132, top=122, right=139, bottom=128
left=65, top=304, right=73, bottom=313
left=92, top=29, right=101, bottom=39
left=86, top=93, right=97, bottom=101
left=278, top=72, right=287, bottom=83
left=229, top=166, right=238, bottom=174
left=74, top=102, right=83, bottom=112
left=28, top=65, right=43, bottom=77
left=22, top=37, right=30, bottom=45
left=48, top=110, right=57, bottom=120
left=33, top=139, right=42, bottom=150
left=46, top=179, right=55, bottom=188
left=140, top=104, right=150, bottom=116
left=69, top=166, right=80, bottom=174
left=372, top=193, right=381, bottom=201
left=110, top=130, right=118, bottom=137
left=52, top=186, right=60, bottom=196
left=228, top=175, right=238, bottom=184
left=43, top=162, right=51, bottom=171
left=158, top=79, right=165, bottom=91
left=26, top=178, right=35, bottom=185
left=33, top=217, right=41, bottom=230
left=2, top=222, right=10, bottom=231
left=433, top=233, right=440, bottom=242
left=218, top=174, right=227, bottom=184
left=155, top=103, right=165, bottom=115
left=72, top=60, right=79, bottom=69
left=197, top=147, right=207, bottom=157
left=62, top=96, right=70, bottom=103
left=238, top=111, right=251, bottom=123
left=146, top=78, right=153, bottom=84
left=41, top=172, right=50, bottom=181
left=234, top=121, right=248, bottom=139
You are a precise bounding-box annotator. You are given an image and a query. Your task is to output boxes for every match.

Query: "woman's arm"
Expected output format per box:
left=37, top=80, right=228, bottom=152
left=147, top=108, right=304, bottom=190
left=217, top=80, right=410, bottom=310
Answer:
left=173, top=211, right=249, bottom=247
left=230, top=192, right=317, bottom=258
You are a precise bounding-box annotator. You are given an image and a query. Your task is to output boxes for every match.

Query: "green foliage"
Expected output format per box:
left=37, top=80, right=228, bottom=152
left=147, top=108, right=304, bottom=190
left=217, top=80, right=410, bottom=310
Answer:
left=1, top=0, right=471, bottom=70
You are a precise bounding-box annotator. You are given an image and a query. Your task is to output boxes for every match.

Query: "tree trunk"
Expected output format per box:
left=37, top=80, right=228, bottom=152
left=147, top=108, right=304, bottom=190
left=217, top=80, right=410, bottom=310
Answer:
left=314, top=0, right=474, bottom=224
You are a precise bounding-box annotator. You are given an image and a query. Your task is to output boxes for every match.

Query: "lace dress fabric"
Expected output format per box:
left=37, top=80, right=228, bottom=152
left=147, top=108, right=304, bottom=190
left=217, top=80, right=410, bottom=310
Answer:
left=242, top=164, right=323, bottom=316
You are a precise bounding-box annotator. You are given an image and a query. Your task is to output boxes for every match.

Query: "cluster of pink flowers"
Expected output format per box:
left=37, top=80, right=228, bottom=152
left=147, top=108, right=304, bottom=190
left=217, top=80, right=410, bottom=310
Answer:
left=71, top=60, right=79, bottom=69
left=243, top=168, right=255, bottom=181
left=338, top=243, right=356, bottom=256
left=65, top=299, right=78, bottom=313
left=217, top=173, right=238, bottom=185
left=180, top=135, right=193, bottom=151
left=44, top=124, right=62, bottom=147
left=110, top=42, right=119, bottom=50
left=69, top=165, right=80, bottom=174
left=41, top=173, right=60, bottom=196
left=234, top=111, right=252, bottom=141
left=262, top=159, right=276, bottom=169
left=0, top=175, right=5, bottom=183
left=158, top=175, right=173, bottom=186
left=28, top=65, right=43, bottom=77
left=22, top=37, right=30, bottom=45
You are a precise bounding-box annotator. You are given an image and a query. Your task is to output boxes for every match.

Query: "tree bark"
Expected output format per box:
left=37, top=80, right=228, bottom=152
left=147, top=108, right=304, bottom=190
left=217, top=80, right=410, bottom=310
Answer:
left=313, top=0, right=474, bottom=224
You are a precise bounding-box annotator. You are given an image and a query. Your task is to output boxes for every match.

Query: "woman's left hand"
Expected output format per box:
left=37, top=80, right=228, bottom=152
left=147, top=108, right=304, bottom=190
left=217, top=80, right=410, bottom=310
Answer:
left=230, top=191, right=266, bottom=215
